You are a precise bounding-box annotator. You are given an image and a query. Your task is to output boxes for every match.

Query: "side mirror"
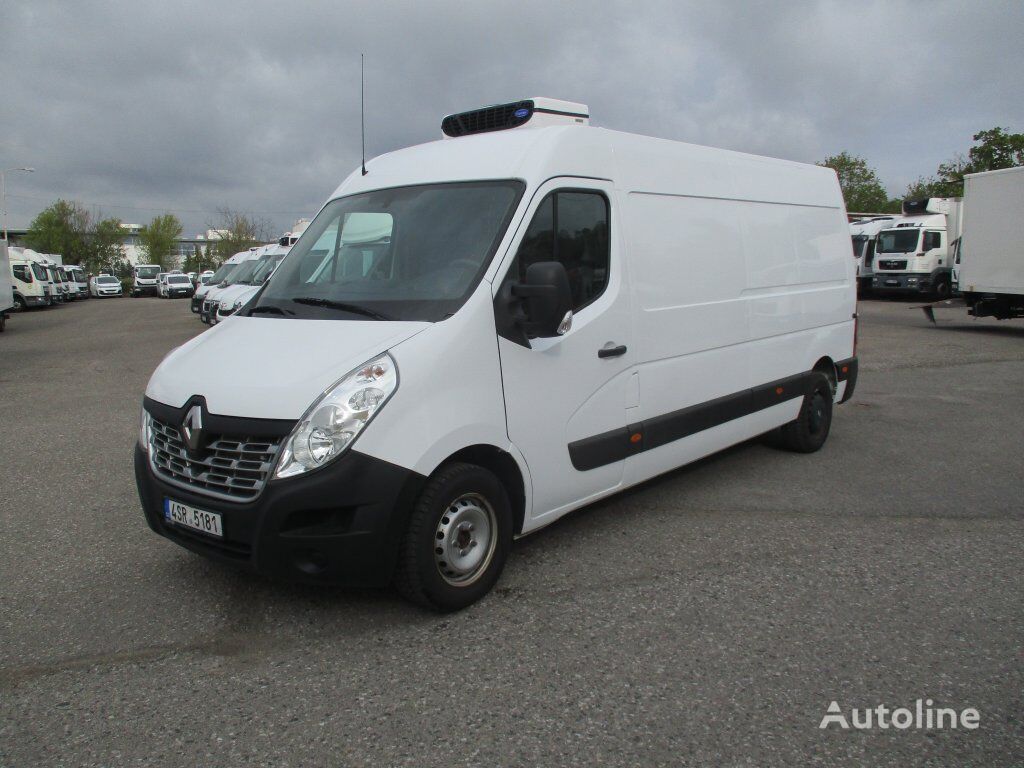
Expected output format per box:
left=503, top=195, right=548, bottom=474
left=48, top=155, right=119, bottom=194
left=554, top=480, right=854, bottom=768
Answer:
left=512, top=261, right=573, bottom=338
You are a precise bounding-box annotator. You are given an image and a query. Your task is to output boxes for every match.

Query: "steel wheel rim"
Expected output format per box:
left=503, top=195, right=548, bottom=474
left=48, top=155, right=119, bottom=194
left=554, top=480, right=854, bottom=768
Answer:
left=434, top=493, right=497, bottom=587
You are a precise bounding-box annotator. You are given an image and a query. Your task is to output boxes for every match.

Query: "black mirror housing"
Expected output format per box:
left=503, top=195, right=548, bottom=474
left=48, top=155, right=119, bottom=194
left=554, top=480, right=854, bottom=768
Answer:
left=512, top=261, right=572, bottom=338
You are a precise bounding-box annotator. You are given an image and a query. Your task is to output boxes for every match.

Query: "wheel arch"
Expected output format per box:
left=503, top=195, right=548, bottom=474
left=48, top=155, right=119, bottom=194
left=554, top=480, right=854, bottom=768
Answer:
left=438, top=444, right=528, bottom=536
left=812, top=356, right=837, bottom=395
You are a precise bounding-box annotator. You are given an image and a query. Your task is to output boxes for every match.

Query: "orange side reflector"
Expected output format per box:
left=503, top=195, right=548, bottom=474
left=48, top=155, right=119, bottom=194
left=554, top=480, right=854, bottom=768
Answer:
left=841, top=365, right=849, bottom=374
left=630, top=433, right=642, bottom=444
left=775, top=387, right=784, bottom=395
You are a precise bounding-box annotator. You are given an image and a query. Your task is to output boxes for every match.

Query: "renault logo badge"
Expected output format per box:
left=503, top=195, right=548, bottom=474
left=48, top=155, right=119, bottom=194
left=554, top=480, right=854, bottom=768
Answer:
left=181, top=404, right=204, bottom=453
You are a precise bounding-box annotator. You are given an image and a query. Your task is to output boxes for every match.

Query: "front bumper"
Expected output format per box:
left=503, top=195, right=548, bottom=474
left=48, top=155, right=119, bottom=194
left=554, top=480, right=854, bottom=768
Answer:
left=168, top=289, right=193, bottom=298
left=191, top=295, right=204, bottom=312
left=872, top=273, right=931, bottom=293
left=135, top=285, right=159, bottom=295
left=134, top=429, right=426, bottom=587
left=24, top=295, right=48, bottom=307
left=99, top=290, right=122, bottom=297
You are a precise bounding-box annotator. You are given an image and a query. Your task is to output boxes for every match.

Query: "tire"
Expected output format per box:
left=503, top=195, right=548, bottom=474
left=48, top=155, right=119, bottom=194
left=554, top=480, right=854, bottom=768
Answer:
left=394, top=462, right=513, bottom=612
left=932, top=275, right=950, bottom=300
left=0, top=314, right=6, bottom=332
left=776, top=372, right=833, bottom=453
left=13, top=295, right=26, bottom=310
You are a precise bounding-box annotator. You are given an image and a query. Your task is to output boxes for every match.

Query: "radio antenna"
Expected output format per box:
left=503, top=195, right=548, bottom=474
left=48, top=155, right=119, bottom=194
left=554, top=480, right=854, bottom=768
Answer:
left=360, top=54, right=367, bottom=176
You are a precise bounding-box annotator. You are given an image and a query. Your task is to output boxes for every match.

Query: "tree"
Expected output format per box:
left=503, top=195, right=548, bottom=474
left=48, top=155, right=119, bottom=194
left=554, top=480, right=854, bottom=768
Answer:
left=91, top=217, right=127, bottom=273
left=906, top=127, right=1024, bottom=199
left=817, top=152, right=894, bottom=213
left=209, top=208, right=271, bottom=262
left=24, top=200, right=92, bottom=264
left=139, top=213, right=183, bottom=269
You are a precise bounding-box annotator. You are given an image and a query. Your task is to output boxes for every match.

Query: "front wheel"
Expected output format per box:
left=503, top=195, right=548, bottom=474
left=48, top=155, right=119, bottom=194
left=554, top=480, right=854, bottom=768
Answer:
left=932, top=275, right=950, bottom=300
left=775, top=372, right=833, bottom=453
left=395, top=462, right=512, bottom=612
left=13, top=295, right=26, bottom=311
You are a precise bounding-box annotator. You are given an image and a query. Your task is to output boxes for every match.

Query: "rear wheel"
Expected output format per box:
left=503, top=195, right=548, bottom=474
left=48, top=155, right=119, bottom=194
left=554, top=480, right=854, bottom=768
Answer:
left=776, top=372, right=833, bottom=453
left=395, top=462, right=512, bottom=612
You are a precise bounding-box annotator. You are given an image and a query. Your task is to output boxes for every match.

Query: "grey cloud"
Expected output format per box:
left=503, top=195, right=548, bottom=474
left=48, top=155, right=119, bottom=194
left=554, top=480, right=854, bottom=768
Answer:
left=3, top=0, right=1023, bottom=234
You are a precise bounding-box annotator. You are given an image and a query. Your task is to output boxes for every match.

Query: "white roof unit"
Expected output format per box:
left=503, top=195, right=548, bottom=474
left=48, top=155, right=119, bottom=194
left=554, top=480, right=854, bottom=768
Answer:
left=441, top=97, right=589, bottom=138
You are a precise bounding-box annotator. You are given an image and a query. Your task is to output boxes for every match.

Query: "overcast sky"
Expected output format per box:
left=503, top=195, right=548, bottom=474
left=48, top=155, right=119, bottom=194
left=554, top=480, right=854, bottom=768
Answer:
left=4, top=0, right=1023, bottom=236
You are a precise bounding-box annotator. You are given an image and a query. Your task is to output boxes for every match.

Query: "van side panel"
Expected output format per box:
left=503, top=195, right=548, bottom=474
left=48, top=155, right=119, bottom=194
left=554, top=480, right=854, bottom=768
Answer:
left=618, top=164, right=853, bottom=488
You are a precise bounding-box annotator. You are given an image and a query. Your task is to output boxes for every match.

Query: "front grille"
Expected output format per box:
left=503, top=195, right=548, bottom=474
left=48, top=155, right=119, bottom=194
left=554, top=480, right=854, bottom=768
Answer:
left=877, top=259, right=907, bottom=271
left=219, top=306, right=236, bottom=317
left=148, top=416, right=282, bottom=502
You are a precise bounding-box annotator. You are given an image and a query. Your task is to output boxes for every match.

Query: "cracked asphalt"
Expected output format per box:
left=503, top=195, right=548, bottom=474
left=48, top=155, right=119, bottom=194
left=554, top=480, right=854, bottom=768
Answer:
left=1, top=295, right=1022, bottom=767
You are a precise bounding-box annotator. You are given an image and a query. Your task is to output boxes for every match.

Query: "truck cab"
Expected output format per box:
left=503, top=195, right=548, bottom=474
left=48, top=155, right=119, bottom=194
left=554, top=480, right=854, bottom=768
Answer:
left=132, top=264, right=162, bottom=297
left=872, top=199, right=959, bottom=299
left=849, top=216, right=894, bottom=294
left=9, top=250, right=52, bottom=309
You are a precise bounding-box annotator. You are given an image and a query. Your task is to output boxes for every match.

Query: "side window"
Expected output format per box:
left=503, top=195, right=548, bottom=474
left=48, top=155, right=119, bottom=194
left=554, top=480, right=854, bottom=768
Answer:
left=508, top=190, right=609, bottom=311
left=924, top=231, right=942, bottom=250
left=12, top=265, right=30, bottom=283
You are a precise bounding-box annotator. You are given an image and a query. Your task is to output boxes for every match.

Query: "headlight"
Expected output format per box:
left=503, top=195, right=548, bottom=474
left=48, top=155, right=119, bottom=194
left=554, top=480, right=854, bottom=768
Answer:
left=139, top=407, right=150, bottom=454
left=274, top=353, right=398, bottom=479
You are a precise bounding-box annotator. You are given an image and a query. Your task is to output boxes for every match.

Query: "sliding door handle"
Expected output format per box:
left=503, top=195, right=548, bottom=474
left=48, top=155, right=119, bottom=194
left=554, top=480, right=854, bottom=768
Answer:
left=598, top=344, right=627, bottom=359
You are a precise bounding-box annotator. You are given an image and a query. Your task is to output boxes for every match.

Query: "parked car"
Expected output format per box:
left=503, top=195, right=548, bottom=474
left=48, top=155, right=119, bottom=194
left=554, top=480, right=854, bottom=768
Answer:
left=90, top=274, right=123, bottom=297
left=136, top=97, right=857, bottom=611
left=159, top=273, right=195, bottom=299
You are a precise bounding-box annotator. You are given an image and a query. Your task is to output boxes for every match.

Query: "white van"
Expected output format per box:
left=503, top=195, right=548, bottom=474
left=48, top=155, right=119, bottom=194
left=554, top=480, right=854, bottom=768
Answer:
left=135, top=98, right=857, bottom=610
left=191, top=258, right=244, bottom=314
left=201, top=247, right=264, bottom=324
left=215, top=244, right=291, bottom=321
left=64, top=264, right=89, bottom=298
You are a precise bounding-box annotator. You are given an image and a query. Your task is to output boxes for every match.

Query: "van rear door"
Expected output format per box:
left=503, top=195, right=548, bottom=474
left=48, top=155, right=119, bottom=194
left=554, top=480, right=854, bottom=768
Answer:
left=494, top=179, right=634, bottom=526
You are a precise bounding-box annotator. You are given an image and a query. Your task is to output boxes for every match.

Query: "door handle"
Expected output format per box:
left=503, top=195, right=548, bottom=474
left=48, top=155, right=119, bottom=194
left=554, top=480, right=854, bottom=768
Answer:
left=598, top=344, right=627, bottom=359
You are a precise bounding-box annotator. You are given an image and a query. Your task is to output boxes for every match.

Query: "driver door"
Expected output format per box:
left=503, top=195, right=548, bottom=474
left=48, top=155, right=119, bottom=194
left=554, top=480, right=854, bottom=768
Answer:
left=493, top=179, right=634, bottom=528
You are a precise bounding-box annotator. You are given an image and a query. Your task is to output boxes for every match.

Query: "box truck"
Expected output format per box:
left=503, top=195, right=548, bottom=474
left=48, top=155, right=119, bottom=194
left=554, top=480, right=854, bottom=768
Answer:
left=135, top=97, right=857, bottom=610
left=8, top=247, right=52, bottom=308
left=952, top=166, right=1024, bottom=319
left=0, top=241, right=13, bottom=331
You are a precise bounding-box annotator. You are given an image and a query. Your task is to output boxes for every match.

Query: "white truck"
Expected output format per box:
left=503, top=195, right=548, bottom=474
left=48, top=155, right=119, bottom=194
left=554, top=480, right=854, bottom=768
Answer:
left=0, top=240, right=13, bottom=331
left=951, top=166, right=1024, bottom=319
left=872, top=198, right=961, bottom=299
left=8, top=247, right=53, bottom=308
left=132, top=264, right=162, bottom=296
left=849, top=216, right=895, bottom=294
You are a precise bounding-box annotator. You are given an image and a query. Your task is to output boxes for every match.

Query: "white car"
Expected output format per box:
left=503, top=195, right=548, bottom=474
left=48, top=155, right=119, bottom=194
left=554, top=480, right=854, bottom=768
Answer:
left=136, top=97, right=857, bottom=611
left=89, top=274, right=123, bottom=297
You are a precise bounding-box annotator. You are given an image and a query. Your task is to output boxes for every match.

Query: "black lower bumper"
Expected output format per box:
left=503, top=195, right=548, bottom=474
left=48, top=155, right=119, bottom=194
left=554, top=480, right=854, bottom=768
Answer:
left=872, top=273, right=931, bottom=293
left=836, top=356, right=858, bottom=404
left=135, top=445, right=426, bottom=587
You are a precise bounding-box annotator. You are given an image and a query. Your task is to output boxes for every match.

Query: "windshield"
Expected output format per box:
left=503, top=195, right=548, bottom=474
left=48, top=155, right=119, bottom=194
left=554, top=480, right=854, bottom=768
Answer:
left=251, top=254, right=286, bottom=285
left=97, top=276, right=119, bottom=284
left=31, top=263, right=48, bottom=280
left=48, top=267, right=59, bottom=280
left=201, top=275, right=214, bottom=285
left=168, top=275, right=191, bottom=284
left=227, top=259, right=264, bottom=285
left=877, top=229, right=920, bottom=254
left=851, top=235, right=867, bottom=259
left=70, top=269, right=86, bottom=282
left=255, top=181, right=524, bottom=321
left=136, top=266, right=160, bottom=278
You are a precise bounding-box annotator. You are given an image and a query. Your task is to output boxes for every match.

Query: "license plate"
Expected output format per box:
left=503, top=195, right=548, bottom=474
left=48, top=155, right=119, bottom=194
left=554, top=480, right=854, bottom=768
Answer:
left=164, top=499, right=223, bottom=538
left=885, top=279, right=899, bottom=286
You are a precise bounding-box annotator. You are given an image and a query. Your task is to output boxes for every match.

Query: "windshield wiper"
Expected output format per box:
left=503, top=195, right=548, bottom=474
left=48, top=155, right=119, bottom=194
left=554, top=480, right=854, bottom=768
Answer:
left=291, top=297, right=391, bottom=320
left=249, top=305, right=293, bottom=316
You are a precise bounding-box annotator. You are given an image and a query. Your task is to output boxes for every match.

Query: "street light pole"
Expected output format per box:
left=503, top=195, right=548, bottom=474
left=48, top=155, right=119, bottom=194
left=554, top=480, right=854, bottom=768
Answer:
left=2, top=167, right=35, bottom=243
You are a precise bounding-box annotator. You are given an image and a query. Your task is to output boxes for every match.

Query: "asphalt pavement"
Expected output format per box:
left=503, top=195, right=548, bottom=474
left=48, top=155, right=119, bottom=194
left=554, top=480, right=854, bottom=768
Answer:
left=1, top=294, right=1021, bottom=766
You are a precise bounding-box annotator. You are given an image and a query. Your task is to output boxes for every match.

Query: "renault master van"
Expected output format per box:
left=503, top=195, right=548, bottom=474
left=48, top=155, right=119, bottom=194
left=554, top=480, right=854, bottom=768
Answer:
left=136, top=98, right=858, bottom=611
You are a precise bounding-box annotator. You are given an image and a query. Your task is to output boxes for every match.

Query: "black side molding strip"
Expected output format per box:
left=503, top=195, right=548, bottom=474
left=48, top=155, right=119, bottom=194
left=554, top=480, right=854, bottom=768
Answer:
left=567, top=371, right=819, bottom=472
